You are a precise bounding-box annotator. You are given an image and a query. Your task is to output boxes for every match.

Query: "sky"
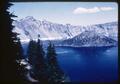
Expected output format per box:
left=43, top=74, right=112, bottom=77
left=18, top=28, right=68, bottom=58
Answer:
left=9, top=2, right=118, bottom=26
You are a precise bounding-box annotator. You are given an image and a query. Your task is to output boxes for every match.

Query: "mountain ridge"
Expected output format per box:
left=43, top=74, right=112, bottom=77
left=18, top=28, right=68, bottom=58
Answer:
left=13, top=16, right=118, bottom=47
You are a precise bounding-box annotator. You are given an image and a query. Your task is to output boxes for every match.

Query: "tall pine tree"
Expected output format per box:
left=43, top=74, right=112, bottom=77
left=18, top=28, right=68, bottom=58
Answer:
left=27, top=40, right=38, bottom=66
left=1, top=0, right=25, bottom=83
left=27, top=36, right=49, bottom=83
left=34, top=38, right=49, bottom=83
left=46, top=42, right=65, bottom=83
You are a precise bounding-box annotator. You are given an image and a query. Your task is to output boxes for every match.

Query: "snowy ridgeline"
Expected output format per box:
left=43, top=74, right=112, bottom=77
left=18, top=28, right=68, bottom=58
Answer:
left=13, top=16, right=118, bottom=47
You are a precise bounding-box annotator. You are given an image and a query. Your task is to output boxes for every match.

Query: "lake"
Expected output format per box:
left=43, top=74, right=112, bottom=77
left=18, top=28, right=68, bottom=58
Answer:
left=55, top=46, right=118, bottom=82
left=22, top=43, right=118, bottom=82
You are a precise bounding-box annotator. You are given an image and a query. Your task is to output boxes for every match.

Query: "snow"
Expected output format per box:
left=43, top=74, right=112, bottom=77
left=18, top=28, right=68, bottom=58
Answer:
left=13, top=16, right=118, bottom=47
left=26, top=72, right=38, bottom=82
left=20, top=59, right=28, bottom=65
left=25, top=65, right=31, bottom=70
left=13, top=16, right=84, bottom=40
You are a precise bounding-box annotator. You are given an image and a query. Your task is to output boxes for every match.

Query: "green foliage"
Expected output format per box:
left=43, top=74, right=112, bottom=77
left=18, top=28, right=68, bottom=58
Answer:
left=1, top=1, right=66, bottom=83
left=28, top=39, right=49, bottom=83
left=46, top=42, right=65, bottom=83
left=27, top=40, right=66, bottom=83
left=47, top=42, right=57, bottom=65
left=33, top=39, right=48, bottom=82
left=27, top=40, right=38, bottom=66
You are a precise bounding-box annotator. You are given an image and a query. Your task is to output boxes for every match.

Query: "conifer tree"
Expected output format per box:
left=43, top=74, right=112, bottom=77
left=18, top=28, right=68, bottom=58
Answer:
left=28, top=35, right=48, bottom=83
left=1, top=1, right=25, bottom=83
left=16, top=38, right=27, bottom=81
left=46, top=42, right=65, bottom=83
left=34, top=36, right=49, bottom=83
left=27, top=40, right=38, bottom=66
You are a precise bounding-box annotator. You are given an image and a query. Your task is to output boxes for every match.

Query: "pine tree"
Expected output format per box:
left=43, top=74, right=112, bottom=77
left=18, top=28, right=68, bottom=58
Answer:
left=34, top=38, right=49, bottom=83
left=27, top=40, right=37, bottom=83
left=27, top=40, right=38, bottom=66
left=16, top=38, right=27, bottom=81
left=46, top=42, right=65, bottom=83
left=16, top=38, right=24, bottom=60
left=1, top=0, right=25, bottom=83
left=27, top=36, right=48, bottom=83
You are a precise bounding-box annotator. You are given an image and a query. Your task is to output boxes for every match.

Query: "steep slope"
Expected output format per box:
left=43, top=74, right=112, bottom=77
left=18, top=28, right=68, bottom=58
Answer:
left=58, top=30, right=117, bottom=47
left=13, top=16, right=84, bottom=41
left=87, top=22, right=118, bottom=41
left=13, top=16, right=118, bottom=46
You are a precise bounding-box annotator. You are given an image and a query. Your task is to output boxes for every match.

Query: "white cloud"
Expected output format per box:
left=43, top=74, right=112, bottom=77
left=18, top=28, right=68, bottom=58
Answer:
left=73, top=7, right=114, bottom=14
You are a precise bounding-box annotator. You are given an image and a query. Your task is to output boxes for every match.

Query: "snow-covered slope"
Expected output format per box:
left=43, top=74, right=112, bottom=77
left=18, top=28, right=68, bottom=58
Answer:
left=86, top=22, right=118, bottom=41
left=58, top=30, right=117, bottom=47
left=13, top=16, right=118, bottom=46
left=13, top=16, right=84, bottom=41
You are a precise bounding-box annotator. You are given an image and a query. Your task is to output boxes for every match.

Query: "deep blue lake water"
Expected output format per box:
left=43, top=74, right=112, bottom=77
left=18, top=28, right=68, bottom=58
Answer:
left=22, top=43, right=118, bottom=82
left=55, top=46, right=118, bottom=82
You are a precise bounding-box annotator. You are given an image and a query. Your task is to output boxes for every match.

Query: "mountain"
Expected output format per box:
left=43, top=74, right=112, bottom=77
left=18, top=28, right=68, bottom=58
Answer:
left=57, top=30, right=117, bottom=47
left=13, top=16, right=84, bottom=41
left=13, top=16, right=118, bottom=47
left=89, top=22, right=118, bottom=41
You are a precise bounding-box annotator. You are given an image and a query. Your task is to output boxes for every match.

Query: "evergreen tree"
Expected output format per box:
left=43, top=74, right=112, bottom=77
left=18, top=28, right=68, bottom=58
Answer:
left=1, top=0, right=26, bottom=83
left=16, top=38, right=27, bottom=81
left=27, top=40, right=38, bottom=83
left=16, top=38, right=24, bottom=60
left=34, top=38, right=49, bottom=83
left=27, top=40, right=38, bottom=66
left=46, top=42, right=65, bottom=83
left=27, top=36, right=48, bottom=83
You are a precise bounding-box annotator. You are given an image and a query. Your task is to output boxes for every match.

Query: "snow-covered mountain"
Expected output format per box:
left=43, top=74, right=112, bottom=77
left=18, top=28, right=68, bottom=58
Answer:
left=13, top=16, right=84, bottom=41
left=57, top=30, right=117, bottom=47
left=13, top=16, right=118, bottom=46
left=87, top=22, right=118, bottom=41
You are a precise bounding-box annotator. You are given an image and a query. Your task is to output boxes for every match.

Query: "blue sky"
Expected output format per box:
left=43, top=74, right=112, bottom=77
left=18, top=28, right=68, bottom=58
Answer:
left=9, top=2, right=118, bottom=26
